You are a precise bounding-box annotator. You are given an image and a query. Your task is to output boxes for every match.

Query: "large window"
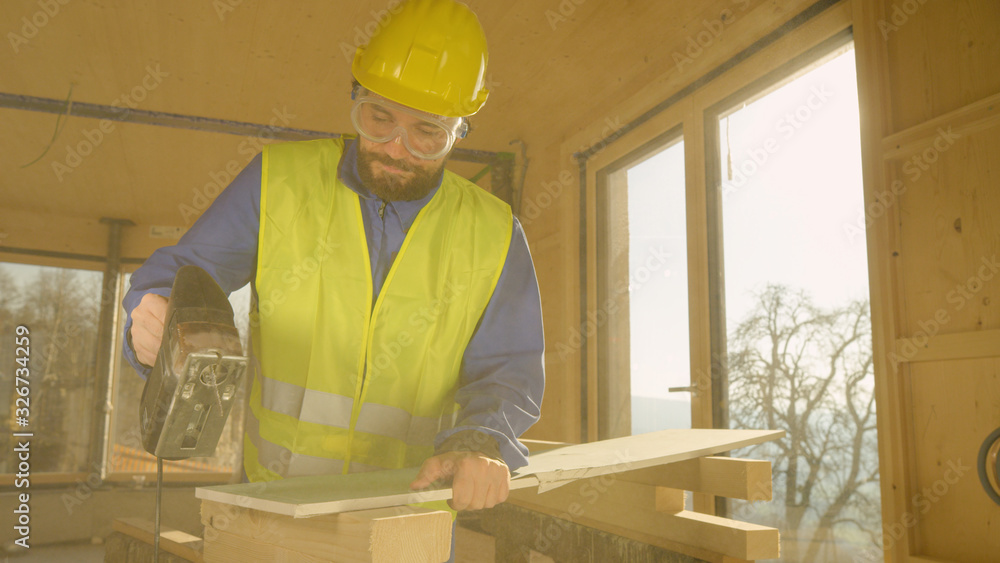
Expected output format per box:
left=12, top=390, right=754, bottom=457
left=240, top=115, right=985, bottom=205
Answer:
left=598, top=133, right=690, bottom=438
left=0, top=262, right=102, bottom=477
left=0, top=261, right=250, bottom=484
left=711, top=45, right=881, bottom=561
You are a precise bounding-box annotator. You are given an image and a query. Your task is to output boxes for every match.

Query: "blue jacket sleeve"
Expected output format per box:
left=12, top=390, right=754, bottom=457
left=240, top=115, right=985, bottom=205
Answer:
left=434, top=217, right=545, bottom=472
left=121, top=154, right=262, bottom=377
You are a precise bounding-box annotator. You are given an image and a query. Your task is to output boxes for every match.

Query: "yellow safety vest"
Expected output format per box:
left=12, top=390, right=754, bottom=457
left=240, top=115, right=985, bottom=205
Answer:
left=244, top=138, right=512, bottom=483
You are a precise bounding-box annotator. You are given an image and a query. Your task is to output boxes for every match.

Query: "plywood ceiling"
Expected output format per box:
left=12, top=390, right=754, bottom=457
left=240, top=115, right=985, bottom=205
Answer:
left=0, top=0, right=741, bottom=233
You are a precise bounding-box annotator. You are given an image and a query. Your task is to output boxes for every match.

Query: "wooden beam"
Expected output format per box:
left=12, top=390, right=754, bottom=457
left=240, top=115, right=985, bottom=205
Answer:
left=881, top=91, right=1000, bottom=160
left=201, top=501, right=451, bottom=563
left=618, top=456, right=772, bottom=501
left=509, top=480, right=778, bottom=561
left=894, top=328, right=1000, bottom=363
left=111, top=517, right=204, bottom=563
left=203, top=529, right=327, bottom=563
left=655, top=487, right=686, bottom=513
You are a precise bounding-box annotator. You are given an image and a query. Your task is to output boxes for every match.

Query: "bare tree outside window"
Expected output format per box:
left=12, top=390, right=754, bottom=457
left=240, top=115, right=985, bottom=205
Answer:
left=728, top=284, right=880, bottom=561
left=0, top=263, right=102, bottom=474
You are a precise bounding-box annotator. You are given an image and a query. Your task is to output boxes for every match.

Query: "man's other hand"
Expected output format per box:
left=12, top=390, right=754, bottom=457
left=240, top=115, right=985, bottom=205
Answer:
left=410, top=451, right=510, bottom=511
left=131, top=293, right=169, bottom=367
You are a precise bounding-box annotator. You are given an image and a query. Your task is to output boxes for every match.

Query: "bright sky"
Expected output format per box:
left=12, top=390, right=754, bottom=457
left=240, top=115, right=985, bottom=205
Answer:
left=627, top=46, right=868, bottom=401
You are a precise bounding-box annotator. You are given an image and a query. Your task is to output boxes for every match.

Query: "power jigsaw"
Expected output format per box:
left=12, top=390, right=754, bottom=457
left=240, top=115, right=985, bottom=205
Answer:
left=138, top=265, right=249, bottom=561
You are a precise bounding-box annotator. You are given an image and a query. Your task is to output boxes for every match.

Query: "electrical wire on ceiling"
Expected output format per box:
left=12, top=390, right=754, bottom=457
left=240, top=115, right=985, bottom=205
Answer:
left=21, top=82, right=76, bottom=169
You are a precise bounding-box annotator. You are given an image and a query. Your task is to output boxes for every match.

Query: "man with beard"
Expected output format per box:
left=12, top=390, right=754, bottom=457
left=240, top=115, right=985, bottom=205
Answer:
left=122, top=0, right=544, bottom=536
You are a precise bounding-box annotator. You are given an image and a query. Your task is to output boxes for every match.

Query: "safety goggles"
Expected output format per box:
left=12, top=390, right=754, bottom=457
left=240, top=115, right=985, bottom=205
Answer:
left=350, top=89, right=468, bottom=160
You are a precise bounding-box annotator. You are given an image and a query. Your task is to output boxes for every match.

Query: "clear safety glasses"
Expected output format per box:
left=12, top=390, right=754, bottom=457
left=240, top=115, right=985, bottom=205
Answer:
left=350, top=90, right=468, bottom=160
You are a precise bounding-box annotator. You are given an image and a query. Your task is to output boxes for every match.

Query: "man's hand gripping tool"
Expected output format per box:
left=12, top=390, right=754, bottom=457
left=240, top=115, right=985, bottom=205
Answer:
left=138, top=265, right=249, bottom=561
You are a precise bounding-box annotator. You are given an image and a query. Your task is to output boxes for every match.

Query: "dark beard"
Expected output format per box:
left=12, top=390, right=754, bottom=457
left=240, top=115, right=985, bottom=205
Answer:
left=356, top=147, right=445, bottom=202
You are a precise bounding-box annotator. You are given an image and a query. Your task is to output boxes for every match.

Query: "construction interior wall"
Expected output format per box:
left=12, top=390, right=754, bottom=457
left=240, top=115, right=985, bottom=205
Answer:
left=853, top=1, right=1000, bottom=561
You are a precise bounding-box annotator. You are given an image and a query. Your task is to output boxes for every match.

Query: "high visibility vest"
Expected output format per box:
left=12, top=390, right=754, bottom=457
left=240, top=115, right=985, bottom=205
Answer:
left=244, top=138, right=512, bottom=482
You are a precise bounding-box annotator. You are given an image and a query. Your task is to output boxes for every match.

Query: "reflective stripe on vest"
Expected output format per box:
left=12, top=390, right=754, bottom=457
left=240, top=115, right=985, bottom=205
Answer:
left=245, top=138, right=512, bottom=482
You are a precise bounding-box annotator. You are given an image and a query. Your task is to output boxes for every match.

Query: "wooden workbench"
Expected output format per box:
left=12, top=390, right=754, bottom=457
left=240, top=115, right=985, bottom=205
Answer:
left=186, top=429, right=783, bottom=562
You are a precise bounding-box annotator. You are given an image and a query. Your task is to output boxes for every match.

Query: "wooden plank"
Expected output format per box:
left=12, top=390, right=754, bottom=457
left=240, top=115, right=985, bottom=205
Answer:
left=519, top=429, right=784, bottom=492
left=619, top=456, right=772, bottom=501
left=596, top=165, right=633, bottom=440
left=201, top=500, right=452, bottom=563
left=892, top=137, right=1000, bottom=338
left=112, top=517, right=204, bottom=563
left=907, top=359, right=1000, bottom=561
left=198, top=467, right=459, bottom=517
left=894, top=328, right=1000, bottom=363
left=881, top=91, right=1000, bottom=160
left=880, top=0, right=1000, bottom=133
left=203, top=529, right=327, bottom=563
left=655, top=487, right=686, bottom=513
left=852, top=0, right=914, bottom=560
left=509, top=481, right=778, bottom=561
left=196, top=429, right=783, bottom=515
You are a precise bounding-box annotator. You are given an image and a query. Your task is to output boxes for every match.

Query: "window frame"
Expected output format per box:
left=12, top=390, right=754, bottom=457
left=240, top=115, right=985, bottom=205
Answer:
left=0, top=256, right=242, bottom=489
left=595, top=126, right=685, bottom=440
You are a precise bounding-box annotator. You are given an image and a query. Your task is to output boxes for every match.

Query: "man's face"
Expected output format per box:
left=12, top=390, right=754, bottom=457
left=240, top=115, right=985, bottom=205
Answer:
left=355, top=102, right=456, bottom=202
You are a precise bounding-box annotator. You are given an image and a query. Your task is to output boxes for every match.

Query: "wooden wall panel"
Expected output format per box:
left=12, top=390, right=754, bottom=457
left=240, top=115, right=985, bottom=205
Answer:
left=908, top=359, right=1000, bottom=560
left=854, top=0, right=1000, bottom=560
left=885, top=1, right=1000, bottom=132
left=894, top=128, right=1000, bottom=336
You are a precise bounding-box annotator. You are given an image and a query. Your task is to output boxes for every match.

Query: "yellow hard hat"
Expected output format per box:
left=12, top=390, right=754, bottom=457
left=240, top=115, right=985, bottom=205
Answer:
left=351, top=0, right=489, bottom=118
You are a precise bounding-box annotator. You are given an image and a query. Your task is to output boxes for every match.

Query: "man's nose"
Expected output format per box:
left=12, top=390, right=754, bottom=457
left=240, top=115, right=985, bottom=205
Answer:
left=382, top=131, right=410, bottom=161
